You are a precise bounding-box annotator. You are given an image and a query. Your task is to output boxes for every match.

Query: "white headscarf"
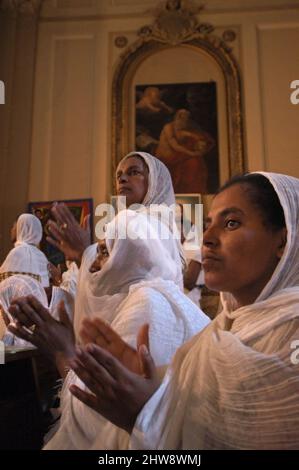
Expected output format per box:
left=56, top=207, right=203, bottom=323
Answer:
left=256, top=172, right=299, bottom=295
left=74, top=209, right=184, bottom=336
left=0, top=274, right=48, bottom=346
left=131, top=172, right=299, bottom=450
left=0, top=214, right=49, bottom=287
left=118, top=152, right=185, bottom=264
left=15, top=213, right=43, bottom=246
left=119, top=151, right=176, bottom=207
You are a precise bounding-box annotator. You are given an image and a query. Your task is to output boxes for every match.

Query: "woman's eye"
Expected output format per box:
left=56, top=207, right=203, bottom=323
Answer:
left=99, top=245, right=109, bottom=257
left=225, top=219, right=240, bottom=229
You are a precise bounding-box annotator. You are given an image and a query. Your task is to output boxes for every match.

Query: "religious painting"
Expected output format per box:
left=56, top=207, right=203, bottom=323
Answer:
left=28, top=198, right=93, bottom=265
left=135, top=82, right=219, bottom=194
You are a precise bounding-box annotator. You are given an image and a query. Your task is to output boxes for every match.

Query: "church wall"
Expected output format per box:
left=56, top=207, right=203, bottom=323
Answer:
left=30, top=1, right=299, bottom=206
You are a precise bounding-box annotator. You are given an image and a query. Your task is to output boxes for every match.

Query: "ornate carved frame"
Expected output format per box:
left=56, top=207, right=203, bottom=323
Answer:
left=111, top=1, right=245, bottom=192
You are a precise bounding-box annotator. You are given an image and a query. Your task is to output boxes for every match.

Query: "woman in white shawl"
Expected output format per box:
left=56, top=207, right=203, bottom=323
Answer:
left=41, top=209, right=209, bottom=449
left=0, top=213, right=49, bottom=287
left=0, top=214, right=76, bottom=343
left=72, top=151, right=185, bottom=337
left=45, top=151, right=182, bottom=271
left=0, top=214, right=50, bottom=345
left=44, top=151, right=184, bottom=333
left=68, top=171, right=299, bottom=450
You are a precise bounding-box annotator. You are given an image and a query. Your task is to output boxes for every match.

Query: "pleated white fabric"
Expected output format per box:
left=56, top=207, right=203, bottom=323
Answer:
left=60, top=261, right=79, bottom=299
left=130, top=172, right=299, bottom=450
left=49, top=286, right=74, bottom=323
left=74, top=209, right=185, bottom=337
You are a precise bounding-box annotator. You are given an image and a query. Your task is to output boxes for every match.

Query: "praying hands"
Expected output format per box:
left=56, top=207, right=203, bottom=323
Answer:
left=80, top=317, right=150, bottom=374
left=69, top=319, right=160, bottom=433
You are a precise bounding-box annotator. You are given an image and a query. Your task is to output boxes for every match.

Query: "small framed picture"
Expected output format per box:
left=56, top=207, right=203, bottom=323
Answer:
left=175, top=193, right=203, bottom=250
left=175, top=194, right=202, bottom=225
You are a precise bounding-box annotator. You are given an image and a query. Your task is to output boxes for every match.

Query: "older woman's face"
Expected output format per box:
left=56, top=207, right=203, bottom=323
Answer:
left=116, top=156, right=149, bottom=208
left=202, top=184, right=286, bottom=307
left=89, top=241, right=109, bottom=273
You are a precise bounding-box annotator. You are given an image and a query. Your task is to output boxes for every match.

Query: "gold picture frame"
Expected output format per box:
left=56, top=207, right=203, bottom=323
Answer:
left=111, top=2, right=245, bottom=195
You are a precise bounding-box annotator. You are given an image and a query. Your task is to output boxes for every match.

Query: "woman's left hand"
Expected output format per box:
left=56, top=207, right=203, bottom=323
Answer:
left=80, top=317, right=149, bottom=375
left=47, top=203, right=90, bottom=265
left=69, top=342, right=160, bottom=433
left=8, top=296, right=76, bottom=377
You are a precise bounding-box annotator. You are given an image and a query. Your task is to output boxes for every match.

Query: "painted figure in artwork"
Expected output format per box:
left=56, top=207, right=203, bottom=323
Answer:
left=155, top=108, right=215, bottom=193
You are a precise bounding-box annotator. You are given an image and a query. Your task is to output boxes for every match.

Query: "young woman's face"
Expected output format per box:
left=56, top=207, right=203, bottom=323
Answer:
left=116, top=156, right=149, bottom=208
left=89, top=241, right=109, bottom=273
left=202, top=184, right=286, bottom=307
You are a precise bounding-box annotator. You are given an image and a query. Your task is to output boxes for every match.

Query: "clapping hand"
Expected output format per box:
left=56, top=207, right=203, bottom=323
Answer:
left=48, top=262, right=62, bottom=286
left=80, top=317, right=149, bottom=374
left=47, top=203, right=91, bottom=265
left=7, top=296, right=76, bottom=377
left=69, top=339, right=159, bottom=433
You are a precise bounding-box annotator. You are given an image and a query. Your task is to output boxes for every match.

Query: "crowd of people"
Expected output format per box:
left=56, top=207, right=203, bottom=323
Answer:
left=1, top=151, right=299, bottom=449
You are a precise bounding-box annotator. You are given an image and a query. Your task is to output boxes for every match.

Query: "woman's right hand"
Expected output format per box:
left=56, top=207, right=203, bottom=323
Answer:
left=48, top=262, right=62, bottom=286
left=69, top=341, right=159, bottom=433
left=7, top=296, right=76, bottom=377
left=46, top=203, right=91, bottom=265
left=80, top=317, right=149, bottom=375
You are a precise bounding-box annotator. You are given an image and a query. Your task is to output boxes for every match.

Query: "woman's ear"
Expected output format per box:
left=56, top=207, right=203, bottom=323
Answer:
left=277, top=227, right=287, bottom=259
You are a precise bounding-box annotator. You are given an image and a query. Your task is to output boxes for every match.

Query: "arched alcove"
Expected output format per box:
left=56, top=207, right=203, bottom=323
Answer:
left=111, top=3, right=244, bottom=195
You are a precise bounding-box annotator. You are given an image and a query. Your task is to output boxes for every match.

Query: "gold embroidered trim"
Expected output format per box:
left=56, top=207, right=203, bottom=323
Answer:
left=0, top=271, right=41, bottom=283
